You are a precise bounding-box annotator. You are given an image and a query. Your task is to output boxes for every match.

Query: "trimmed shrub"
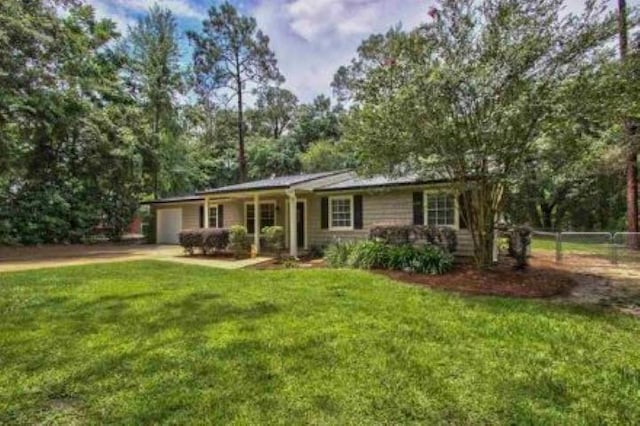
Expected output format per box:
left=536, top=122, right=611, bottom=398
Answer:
left=347, top=239, right=389, bottom=269
left=229, top=225, right=250, bottom=259
left=202, top=228, right=230, bottom=254
left=262, top=225, right=285, bottom=258
left=179, top=229, right=203, bottom=255
left=369, top=225, right=457, bottom=253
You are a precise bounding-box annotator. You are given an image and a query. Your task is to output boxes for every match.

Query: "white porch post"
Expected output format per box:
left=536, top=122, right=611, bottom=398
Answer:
left=203, top=197, right=209, bottom=228
left=288, top=191, right=298, bottom=257
left=253, top=193, right=260, bottom=254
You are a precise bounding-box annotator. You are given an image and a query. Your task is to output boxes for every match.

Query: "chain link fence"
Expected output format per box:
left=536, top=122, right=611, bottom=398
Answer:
left=531, top=231, right=640, bottom=267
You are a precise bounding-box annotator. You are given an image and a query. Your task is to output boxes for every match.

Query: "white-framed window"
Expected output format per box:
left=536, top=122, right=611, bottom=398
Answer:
left=425, top=192, right=456, bottom=227
left=208, top=205, right=219, bottom=228
left=329, top=196, right=353, bottom=230
left=245, top=201, right=276, bottom=234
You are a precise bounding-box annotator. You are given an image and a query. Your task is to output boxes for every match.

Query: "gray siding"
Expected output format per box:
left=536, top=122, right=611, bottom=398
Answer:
left=182, top=204, right=200, bottom=229
left=307, top=191, right=473, bottom=256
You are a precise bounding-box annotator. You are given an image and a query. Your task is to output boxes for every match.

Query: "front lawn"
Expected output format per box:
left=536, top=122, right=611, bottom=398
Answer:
left=1, top=261, right=639, bottom=423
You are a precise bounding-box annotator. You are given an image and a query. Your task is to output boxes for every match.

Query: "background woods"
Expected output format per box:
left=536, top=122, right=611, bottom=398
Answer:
left=0, top=0, right=638, bottom=259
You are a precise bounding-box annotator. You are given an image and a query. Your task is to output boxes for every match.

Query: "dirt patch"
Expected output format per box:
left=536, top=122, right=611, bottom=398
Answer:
left=377, top=259, right=577, bottom=298
left=531, top=251, right=640, bottom=315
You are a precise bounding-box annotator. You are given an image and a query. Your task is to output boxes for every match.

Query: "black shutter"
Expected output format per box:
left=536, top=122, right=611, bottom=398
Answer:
left=413, top=192, right=424, bottom=225
left=247, top=204, right=255, bottom=234
left=218, top=204, right=224, bottom=228
left=320, top=197, right=329, bottom=229
left=458, top=193, right=468, bottom=229
left=199, top=205, right=204, bottom=228
left=353, top=195, right=363, bottom=229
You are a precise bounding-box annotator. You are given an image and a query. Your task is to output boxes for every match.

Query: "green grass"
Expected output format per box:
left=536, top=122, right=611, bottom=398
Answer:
left=1, top=261, right=639, bottom=424
left=532, top=238, right=610, bottom=255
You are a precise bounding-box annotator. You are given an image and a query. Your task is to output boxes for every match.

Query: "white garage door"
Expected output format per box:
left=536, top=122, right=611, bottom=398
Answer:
left=157, top=208, right=182, bottom=244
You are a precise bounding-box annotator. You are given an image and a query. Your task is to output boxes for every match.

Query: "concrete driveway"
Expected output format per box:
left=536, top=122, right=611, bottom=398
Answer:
left=0, top=244, right=271, bottom=273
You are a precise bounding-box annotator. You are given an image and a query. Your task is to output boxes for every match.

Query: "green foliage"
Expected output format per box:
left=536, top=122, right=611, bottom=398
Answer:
left=323, top=240, right=357, bottom=267
left=386, top=244, right=454, bottom=275
left=229, top=225, right=250, bottom=258
left=338, top=0, right=620, bottom=267
left=246, top=136, right=301, bottom=180
left=369, top=225, right=457, bottom=253
left=262, top=225, right=285, bottom=257
left=251, top=86, right=298, bottom=139
left=187, top=1, right=281, bottom=182
left=300, top=139, right=355, bottom=173
left=325, top=240, right=454, bottom=275
left=346, top=240, right=389, bottom=269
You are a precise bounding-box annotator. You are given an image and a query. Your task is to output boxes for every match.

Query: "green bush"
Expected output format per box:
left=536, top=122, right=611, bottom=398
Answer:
left=324, top=240, right=357, bottom=267
left=369, top=225, right=457, bottom=253
left=325, top=240, right=454, bottom=275
left=347, top=240, right=389, bottom=269
left=179, top=229, right=203, bottom=255
left=262, top=225, right=285, bottom=258
left=229, top=225, right=250, bottom=259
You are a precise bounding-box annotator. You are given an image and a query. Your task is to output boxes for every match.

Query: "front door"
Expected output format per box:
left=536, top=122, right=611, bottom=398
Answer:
left=296, top=202, right=305, bottom=249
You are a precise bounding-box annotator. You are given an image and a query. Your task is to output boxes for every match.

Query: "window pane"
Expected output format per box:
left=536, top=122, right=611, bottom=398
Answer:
left=260, top=203, right=275, bottom=229
left=331, top=198, right=352, bottom=228
left=246, top=204, right=255, bottom=234
left=209, top=207, right=218, bottom=228
left=425, top=193, right=455, bottom=226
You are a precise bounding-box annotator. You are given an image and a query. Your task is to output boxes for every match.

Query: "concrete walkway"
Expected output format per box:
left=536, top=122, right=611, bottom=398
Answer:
left=0, top=244, right=271, bottom=273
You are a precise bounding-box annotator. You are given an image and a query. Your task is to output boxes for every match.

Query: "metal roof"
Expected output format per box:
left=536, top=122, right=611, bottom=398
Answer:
left=197, top=171, right=345, bottom=195
left=144, top=169, right=451, bottom=204
left=315, top=172, right=448, bottom=191
left=141, top=195, right=204, bottom=205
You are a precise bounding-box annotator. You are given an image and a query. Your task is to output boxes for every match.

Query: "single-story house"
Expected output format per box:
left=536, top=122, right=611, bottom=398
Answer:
left=144, top=170, right=473, bottom=256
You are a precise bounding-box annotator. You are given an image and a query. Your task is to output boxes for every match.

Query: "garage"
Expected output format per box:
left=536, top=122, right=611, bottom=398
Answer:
left=157, top=208, right=182, bottom=244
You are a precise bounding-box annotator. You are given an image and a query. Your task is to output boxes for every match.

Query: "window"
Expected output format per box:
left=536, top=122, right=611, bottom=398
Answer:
left=245, top=202, right=276, bottom=234
left=330, top=196, right=353, bottom=229
left=208, top=206, right=219, bottom=228
left=425, top=193, right=456, bottom=227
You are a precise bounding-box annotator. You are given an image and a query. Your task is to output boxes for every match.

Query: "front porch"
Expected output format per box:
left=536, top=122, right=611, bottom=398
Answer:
left=203, top=189, right=310, bottom=257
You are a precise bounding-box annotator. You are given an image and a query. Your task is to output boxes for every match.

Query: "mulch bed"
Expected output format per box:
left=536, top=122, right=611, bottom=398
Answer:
left=253, top=256, right=577, bottom=298
left=377, top=258, right=577, bottom=298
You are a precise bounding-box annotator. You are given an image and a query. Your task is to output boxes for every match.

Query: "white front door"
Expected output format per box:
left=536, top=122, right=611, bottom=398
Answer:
left=157, top=208, right=182, bottom=244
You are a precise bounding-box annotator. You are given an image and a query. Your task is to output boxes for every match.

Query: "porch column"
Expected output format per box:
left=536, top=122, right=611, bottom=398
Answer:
left=288, top=191, right=298, bottom=257
left=253, top=193, right=260, bottom=254
left=203, top=197, right=209, bottom=228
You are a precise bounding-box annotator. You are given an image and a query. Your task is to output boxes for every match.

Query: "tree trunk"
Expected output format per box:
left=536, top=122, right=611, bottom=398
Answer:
left=619, top=0, right=638, bottom=248
left=236, top=71, right=247, bottom=183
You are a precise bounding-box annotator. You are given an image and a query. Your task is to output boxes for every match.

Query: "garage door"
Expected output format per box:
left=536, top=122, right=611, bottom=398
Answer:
left=157, top=208, right=182, bottom=244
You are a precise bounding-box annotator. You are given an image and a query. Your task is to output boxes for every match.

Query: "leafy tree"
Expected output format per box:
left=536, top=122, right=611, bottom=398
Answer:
left=291, top=95, right=342, bottom=151
left=246, top=136, right=301, bottom=180
left=125, top=5, right=183, bottom=197
left=340, top=0, right=619, bottom=267
left=251, top=86, right=298, bottom=138
left=0, top=1, right=144, bottom=244
left=300, top=139, right=355, bottom=173
left=188, top=2, right=282, bottom=182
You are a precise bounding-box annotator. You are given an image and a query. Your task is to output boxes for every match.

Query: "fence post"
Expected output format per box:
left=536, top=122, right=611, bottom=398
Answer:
left=555, top=232, right=562, bottom=262
left=611, top=233, right=618, bottom=265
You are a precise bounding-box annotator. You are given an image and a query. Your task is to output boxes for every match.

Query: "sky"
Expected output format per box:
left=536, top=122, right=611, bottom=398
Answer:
left=87, top=0, right=638, bottom=103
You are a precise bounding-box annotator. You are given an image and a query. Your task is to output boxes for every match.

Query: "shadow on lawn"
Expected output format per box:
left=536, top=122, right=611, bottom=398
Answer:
left=1, top=290, right=287, bottom=422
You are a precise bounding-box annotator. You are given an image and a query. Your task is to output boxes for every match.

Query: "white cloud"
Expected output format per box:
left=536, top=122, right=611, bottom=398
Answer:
left=254, top=0, right=429, bottom=101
